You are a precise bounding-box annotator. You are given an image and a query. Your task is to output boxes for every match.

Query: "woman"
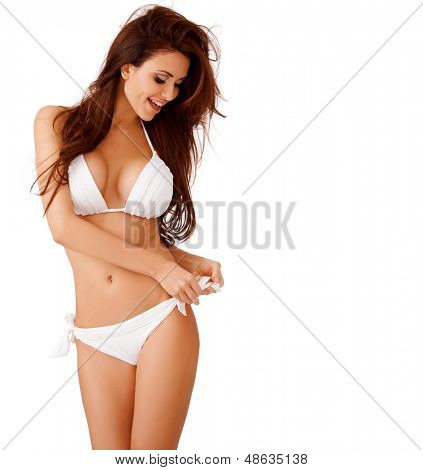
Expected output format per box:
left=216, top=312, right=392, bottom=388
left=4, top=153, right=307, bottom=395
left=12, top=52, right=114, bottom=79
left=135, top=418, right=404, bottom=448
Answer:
left=32, top=5, right=225, bottom=450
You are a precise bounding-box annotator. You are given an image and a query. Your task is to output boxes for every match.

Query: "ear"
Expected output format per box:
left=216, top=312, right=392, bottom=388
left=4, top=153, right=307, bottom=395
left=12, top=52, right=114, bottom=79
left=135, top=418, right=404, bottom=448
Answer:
left=121, top=64, right=131, bottom=79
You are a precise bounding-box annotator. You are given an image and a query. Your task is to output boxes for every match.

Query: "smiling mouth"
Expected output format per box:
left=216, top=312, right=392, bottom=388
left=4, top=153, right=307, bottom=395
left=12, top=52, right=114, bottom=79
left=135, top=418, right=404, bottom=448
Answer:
left=148, top=98, right=162, bottom=112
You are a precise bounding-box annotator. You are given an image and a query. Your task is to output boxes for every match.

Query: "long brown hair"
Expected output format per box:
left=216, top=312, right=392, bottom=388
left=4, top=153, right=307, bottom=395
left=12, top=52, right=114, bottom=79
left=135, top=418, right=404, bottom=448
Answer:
left=31, top=4, right=226, bottom=247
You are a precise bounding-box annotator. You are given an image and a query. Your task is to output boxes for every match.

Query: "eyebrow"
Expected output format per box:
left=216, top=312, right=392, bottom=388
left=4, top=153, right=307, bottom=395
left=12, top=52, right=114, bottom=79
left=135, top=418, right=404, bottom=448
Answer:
left=156, top=69, right=187, bottom=80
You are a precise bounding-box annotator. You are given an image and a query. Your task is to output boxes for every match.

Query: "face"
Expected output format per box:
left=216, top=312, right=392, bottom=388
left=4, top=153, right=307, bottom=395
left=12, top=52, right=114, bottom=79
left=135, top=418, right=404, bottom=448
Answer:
left=121, top=51, right=190, bottom=120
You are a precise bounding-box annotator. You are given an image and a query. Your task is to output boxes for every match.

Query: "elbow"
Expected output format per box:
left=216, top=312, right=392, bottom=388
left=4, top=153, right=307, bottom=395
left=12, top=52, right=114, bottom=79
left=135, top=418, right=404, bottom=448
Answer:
left=51, top=221, right=67, bottom=245
left=52, top=216, right=79, bottom=245
left=52, top=227, right=64, bottom=245
left=51, top=211, right=82, bottom=245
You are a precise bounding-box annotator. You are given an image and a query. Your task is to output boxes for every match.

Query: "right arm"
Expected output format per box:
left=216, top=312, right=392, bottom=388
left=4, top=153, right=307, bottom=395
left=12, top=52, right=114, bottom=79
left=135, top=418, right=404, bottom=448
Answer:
left=33, top=106, right=201, bottom=304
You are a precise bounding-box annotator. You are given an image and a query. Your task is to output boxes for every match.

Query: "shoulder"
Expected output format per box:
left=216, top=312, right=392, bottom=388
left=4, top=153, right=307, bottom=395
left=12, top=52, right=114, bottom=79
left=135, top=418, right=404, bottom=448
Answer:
left=34, top=105, right=70, bottom=137
left=33, top=106, right=71, bottom=170
left=35, top=105, right=61, bottom=120
left=34, top=105, right=67, bottom=126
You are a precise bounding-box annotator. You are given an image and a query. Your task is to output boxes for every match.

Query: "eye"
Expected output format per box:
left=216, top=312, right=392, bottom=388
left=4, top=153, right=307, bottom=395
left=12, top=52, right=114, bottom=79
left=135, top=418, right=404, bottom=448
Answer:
left=154, top=76, right=166, bottom=85
left=154, top=75, right=183, bottom=88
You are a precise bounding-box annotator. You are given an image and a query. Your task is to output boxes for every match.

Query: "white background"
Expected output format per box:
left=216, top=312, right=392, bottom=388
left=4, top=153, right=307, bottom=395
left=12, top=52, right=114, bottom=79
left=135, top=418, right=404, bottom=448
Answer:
left=1, top=0, right=422, bottom=468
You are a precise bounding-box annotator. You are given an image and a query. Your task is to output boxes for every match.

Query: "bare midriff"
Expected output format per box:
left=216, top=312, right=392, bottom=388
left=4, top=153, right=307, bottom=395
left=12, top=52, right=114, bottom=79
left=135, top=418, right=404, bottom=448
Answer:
left=65, top=212, right=175, bottom=328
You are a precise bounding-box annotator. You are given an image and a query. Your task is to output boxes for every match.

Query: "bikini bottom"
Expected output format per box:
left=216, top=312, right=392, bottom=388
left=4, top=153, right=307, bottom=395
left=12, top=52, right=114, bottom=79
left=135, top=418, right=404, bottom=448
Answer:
left=49, top=275, right=220, bottom=366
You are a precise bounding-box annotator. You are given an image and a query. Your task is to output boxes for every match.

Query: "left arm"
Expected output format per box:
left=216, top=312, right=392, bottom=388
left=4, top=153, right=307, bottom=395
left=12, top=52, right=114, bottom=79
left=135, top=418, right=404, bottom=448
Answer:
left=167, top=245, right=205, bottom=272
left=166, top=243, right=224, bottom=290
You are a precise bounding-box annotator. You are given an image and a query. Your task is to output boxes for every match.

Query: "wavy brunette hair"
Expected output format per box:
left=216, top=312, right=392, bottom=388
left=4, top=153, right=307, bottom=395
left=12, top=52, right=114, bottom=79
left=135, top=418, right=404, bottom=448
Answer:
left=31, top=4, right=226, bottom=247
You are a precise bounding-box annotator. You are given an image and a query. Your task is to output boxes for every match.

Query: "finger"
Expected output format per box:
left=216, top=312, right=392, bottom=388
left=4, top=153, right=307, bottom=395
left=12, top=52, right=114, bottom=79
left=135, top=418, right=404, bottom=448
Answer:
left=200, top=287, right=214, bottom=295
left=185, top=285, right=200, bottom=305
left=209, top=271, right=223, bottom=289
left=211, top=265, right=221, bottom=284
left=178, top=291, right=192, bottom=304
left=190, top=277, right=203, bottom=297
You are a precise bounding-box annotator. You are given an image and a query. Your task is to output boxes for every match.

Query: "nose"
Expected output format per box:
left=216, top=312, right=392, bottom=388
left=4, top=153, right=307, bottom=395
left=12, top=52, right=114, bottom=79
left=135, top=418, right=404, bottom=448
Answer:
left=161, top=82, right=179, bottom=101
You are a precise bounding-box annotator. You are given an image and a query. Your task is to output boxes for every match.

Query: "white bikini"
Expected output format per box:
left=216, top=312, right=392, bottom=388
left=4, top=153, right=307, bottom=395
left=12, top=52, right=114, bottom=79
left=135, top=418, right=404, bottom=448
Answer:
left=67, top=118, right=173, bottom=218
left=50, top=117, right=221, bottom=366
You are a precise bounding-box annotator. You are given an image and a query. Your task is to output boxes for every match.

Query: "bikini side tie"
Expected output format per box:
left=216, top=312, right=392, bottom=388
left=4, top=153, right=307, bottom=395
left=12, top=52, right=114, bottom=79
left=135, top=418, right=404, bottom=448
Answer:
left=49, top=276, right=221, bottom=357
left=49, top=312, right=75, bottom=358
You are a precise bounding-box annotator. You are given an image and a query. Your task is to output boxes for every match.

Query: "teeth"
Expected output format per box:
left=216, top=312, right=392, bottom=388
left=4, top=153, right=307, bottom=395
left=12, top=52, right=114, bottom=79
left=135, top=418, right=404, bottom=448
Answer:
left=150, top=98, right=163, bottom=107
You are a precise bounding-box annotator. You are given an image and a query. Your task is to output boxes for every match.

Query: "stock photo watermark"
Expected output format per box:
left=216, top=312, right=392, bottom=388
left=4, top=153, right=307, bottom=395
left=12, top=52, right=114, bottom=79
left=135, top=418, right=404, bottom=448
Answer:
left=123, top=200, right=297, bottom=250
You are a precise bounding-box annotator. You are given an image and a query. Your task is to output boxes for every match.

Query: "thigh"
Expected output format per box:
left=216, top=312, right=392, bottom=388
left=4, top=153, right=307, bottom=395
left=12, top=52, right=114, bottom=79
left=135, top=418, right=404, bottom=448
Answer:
left=75, top=339, right=137, bottom=450
left=131, top=304, right=200, bottom=450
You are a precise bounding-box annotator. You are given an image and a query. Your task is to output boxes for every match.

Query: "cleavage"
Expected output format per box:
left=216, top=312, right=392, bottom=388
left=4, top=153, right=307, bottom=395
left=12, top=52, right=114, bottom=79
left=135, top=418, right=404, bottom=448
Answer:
left=84, top=148, right=153, bottom=208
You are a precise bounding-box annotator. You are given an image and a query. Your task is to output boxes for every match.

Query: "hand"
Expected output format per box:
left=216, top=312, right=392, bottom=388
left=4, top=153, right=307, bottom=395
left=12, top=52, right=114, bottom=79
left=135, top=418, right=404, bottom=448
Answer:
left=191, top=257, right=224, bottom=295
left=153, top=260, right=203, bottom=306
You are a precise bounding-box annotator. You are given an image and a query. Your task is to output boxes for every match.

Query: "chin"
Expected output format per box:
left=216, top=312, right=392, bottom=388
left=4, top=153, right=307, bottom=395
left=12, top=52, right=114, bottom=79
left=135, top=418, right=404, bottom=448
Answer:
left=140, top=110, right=154, bottom=121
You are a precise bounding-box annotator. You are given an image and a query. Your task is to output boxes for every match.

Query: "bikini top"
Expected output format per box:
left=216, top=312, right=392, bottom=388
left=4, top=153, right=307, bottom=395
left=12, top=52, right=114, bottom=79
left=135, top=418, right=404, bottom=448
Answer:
left=68, top=118, right=173, bottom=219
